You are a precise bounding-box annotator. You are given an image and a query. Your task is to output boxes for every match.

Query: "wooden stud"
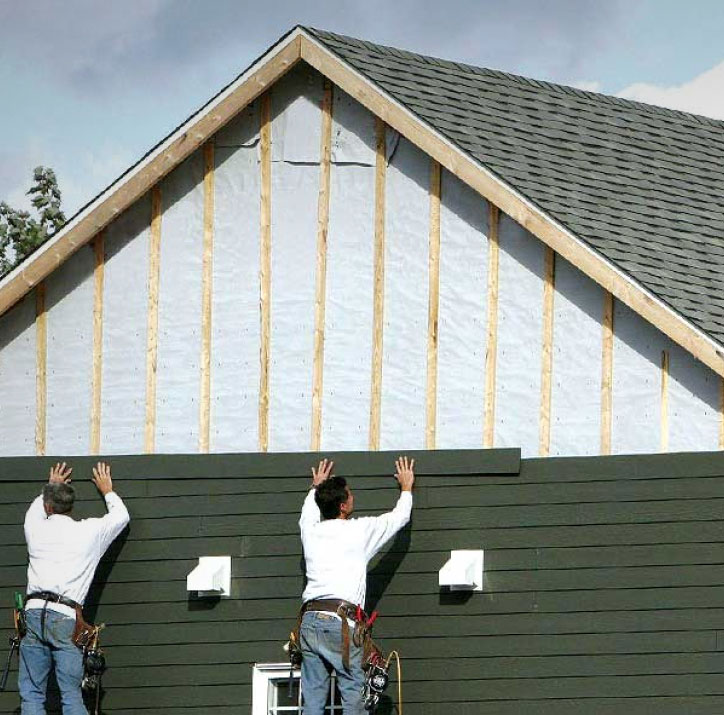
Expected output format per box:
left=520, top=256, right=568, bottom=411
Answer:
left=600, top=290, right=614, bottom=455
left=539, top=246, right=555, bottom=457
left=35, top=282, right=47, bottom=456
left=311, top=80, right=334, bottom=451
left=661, top=349, right=670, bottom=452
left=426, top=160, right=441, bottom=450
left=483, top=204, right=500, bottom=448
left=199, top=141, right=215, bottom=453
left=259, top=92, right=272, bottom=453
left=90, top=232, right=105, bottom=454
left=144, top=186, right=162, bottom=454
left=0, top=35, right=301, bottom=319
left=369, top=118, right=386, bottom=451
left=300, top=35, right=724, bottom=381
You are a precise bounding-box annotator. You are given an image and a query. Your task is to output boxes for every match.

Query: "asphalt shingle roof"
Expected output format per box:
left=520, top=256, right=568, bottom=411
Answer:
left=307, top=28, right=724, bottom=346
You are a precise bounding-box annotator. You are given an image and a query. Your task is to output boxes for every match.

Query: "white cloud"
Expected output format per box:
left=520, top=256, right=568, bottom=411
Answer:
left=617, top=60, right=724, bottom=120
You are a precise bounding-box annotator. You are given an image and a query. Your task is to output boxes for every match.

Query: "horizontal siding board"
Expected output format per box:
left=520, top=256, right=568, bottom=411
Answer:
left=0, top=447, right=520, bottom=481
left=65, top=700, right=724, bottom=715
left=8, top=472, right=724, bottom=510
left=4, top=518, right=724, bottom=558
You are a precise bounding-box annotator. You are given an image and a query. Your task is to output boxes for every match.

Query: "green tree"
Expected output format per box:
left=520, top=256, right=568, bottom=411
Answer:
left=0, top=167, right=66, bottom=277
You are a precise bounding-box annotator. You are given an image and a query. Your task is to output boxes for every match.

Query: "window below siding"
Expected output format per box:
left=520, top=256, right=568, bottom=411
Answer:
left=252, top=663, right=342, bottom=714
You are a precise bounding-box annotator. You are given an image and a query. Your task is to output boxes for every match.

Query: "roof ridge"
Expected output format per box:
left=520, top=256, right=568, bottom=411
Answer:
left=303, top=26, right=724, bottom=130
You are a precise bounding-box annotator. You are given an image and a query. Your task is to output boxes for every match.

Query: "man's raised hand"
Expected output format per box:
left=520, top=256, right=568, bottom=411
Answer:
left=92, top=462, right=114, bottom=496
left=49, top=462, right=72, bottom=484
left=395, top=456, right=415, bottom=492
left=312, top=458, right=334, bottom=487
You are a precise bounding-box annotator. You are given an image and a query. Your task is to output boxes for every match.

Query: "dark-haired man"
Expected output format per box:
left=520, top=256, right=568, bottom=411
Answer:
left=298, top=456, right=414, bottom=715
left=19, top=462, right=130, bottom=715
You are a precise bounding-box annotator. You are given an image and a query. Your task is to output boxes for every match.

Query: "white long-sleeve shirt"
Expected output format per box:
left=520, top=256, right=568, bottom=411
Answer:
left=24, top=491, right=130, bottom=617
left=299, top=488, right=412, bottom=608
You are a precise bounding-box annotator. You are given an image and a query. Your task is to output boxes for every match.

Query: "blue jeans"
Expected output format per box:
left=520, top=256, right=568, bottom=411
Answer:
left=300, top=611, right=365, bottom=715
left=18, top=609, right=87, bottom=715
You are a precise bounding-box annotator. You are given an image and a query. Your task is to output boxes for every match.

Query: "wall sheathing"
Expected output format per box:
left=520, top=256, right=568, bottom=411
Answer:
left=549, top=258, right=604, bottom=457
left=101, top=196, right=151, bottom=454
left=321, top=88, right=376, bottom=450
left=0, top=295, right=36, bottom=455
left=211, top=102, right=262, bottom=453
left=379, top=137, right=430, bottom=450
left=268, top=66, right=323, bottom=451
left=45, top=245, right=95, bottom=454
left=436, top=171, right=489, bottom=448
left=0, top=65, right=722, bottom=458
left=150, top=153, right=205, bottom=452
left=495, top=214, right=545, bottom=456
left=612, top=302, right=667, bottom=454
left=668, top=343, right=720, bottom=452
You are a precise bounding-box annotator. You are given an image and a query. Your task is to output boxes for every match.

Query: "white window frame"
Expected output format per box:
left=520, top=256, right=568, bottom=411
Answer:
left=252, top=663, right=342, bottom=715
left=252, top=663, right=300, bottom=715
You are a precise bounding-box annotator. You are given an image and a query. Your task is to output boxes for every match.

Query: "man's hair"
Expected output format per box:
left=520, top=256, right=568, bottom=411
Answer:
left=315, top=475, right=348, bottom=520
left=42, top=482, right=75, bottom=515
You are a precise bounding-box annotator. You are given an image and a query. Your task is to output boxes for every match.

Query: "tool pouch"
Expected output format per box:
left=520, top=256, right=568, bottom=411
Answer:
left=72, top=606, right=97, bottom=649
left=286, top=628, right=303, bottom=669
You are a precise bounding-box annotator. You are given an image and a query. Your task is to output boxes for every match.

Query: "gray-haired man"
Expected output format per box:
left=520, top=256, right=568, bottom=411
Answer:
left=19, top=462, right=129, bottom=714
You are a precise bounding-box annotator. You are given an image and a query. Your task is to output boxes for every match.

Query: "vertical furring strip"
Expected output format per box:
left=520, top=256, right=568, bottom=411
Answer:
left=35, top=281, right=47, bottom=456
left=600, top=290, right=614, bottom=455
left=426, top=160, right=441, bottom=449
left=311, top=80, right=333, bottom=451
left=199, top=140, right=215, bottom=453
left=145, top=185, right=162, bottom=454
left=369, top=118, right=386, bottom=451
left=90, top=232, right=105, bottom=454
left=661, top=349, right=670, bottom=452
left=483, top=204, right=500, bottom=448
left=259, top=92, right=272, bottom=453
left=539, top=246, right=555, bottom=456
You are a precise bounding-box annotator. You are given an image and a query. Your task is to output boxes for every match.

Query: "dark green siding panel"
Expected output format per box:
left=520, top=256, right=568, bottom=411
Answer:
left=0, top=448, right=520, bottom=482
left=2, top=448, right=724, bottom=712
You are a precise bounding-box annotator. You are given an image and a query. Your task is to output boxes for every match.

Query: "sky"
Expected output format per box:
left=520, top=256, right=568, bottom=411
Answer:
left=2, top=0, right=724, bottom=217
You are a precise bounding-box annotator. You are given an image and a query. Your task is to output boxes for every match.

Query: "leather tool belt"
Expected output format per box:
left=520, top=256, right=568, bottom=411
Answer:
left=27, top=591, right=81, bottom=610
left=26, top=591, right=96, bottom=649
left=299, top=598, right=373, bottom=671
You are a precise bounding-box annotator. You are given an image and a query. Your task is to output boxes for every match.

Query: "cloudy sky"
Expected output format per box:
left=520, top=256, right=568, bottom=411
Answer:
left=2, top=0, right=724, bottom=216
